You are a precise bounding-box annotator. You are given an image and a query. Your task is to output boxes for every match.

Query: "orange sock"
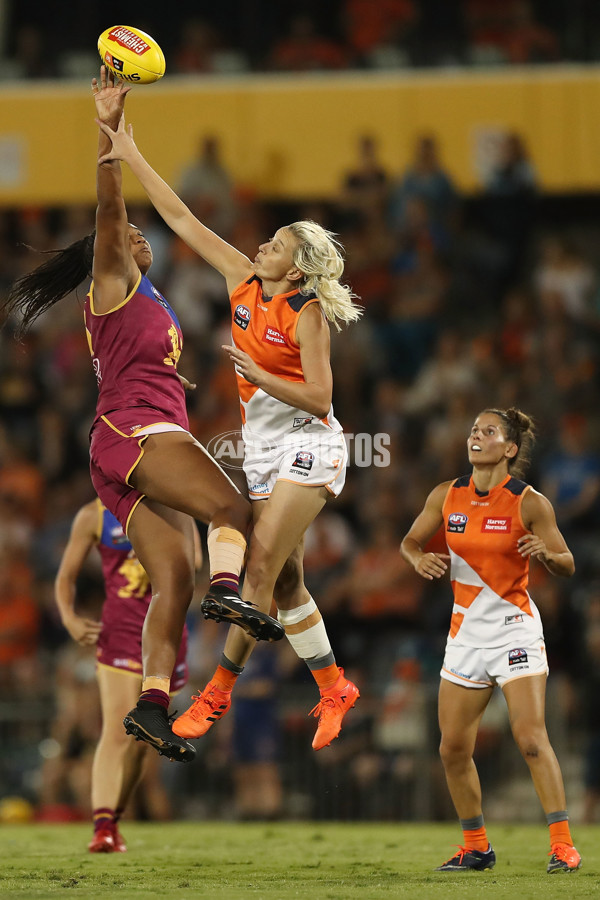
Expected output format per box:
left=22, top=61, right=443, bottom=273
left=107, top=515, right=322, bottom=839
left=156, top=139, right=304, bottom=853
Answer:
left=213, top=664, right=239, bottom=692
left=549, top=820, right=572, bottom=847
left=312, top=663, right=341, bottom=692
left=462, top=826, right=489, bottom=852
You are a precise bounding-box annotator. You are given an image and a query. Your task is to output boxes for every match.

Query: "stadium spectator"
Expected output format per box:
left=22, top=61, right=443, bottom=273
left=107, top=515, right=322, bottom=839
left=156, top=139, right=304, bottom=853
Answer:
left=463, top=0, right=558, bottom=64
left=479, top=131, right=537, bottom=289
left=341, top=0, right=417, bottom=66
left=172, top=18, right=221, bottom=74
left=539, top=413, right=600, bottom=538
left=0, top=545, right=40, bottom=694
left=534, top=235, right=597, bottom=326
left=176, top=136, right=237, bottom=239
left=503, top=1, right=560, bottom=64
left=4, top=24, right=58, bottom=80
left=388, top=135, right=458, bottom=236
left=268, top=14, right=348, bottom=72
left=339, top=135, right=390, bottom=226
left=230, top=642, right=288, bottom=820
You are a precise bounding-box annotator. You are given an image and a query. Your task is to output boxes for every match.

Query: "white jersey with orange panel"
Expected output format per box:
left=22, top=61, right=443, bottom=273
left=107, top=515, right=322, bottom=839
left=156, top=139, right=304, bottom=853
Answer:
left=230, top=276, right=346, bottom=499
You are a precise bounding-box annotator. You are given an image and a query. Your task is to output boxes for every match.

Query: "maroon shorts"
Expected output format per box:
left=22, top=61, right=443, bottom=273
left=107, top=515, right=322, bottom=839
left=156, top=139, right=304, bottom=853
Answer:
left=96, top=590, right=188, bottom=693
left=89, top=407, right=188, bottom=533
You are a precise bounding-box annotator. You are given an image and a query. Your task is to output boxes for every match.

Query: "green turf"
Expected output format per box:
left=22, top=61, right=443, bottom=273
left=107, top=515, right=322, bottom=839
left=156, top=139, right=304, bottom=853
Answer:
left=0, top=822, right=598, bottom=899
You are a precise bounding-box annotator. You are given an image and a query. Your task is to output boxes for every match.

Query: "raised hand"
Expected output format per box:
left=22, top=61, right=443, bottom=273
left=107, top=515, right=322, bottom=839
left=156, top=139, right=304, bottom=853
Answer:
left=91, top=65, right=131, bottom=128
left=96, top=113, right=137, bottom=164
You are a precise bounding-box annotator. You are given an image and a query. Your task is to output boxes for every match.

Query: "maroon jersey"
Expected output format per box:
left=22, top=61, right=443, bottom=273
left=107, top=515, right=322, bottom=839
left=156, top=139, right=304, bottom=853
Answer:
left=94, top=499, right=188, bottom=689
left=84, top=272, right=189, bottom=428
left=96, top=500, right=150, bottom=603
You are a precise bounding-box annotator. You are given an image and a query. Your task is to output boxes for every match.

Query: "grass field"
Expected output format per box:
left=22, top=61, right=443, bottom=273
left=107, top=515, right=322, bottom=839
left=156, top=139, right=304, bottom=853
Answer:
left=1, top=821, right=599, bottom=899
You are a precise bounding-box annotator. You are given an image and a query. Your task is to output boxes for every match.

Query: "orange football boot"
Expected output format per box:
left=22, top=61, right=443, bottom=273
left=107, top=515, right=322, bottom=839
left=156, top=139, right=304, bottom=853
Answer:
left=310, top=669, right=359, bottom=750
left=172, top=682, right=232, bottom=739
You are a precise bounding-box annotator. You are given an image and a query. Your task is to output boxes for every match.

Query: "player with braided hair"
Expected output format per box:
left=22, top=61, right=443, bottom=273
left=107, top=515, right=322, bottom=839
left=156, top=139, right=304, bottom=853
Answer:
left=401, top=407, right=581, bottom=874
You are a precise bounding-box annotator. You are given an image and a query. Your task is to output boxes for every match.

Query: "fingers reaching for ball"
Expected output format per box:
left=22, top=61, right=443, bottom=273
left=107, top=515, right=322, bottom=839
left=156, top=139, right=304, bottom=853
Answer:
left=91, top=66, right=132, bottom=97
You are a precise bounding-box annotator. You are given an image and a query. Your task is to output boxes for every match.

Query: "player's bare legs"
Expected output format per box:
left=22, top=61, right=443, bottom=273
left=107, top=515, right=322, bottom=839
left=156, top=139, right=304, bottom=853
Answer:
left=127, top=501, right=196, bottom=682
left=438, top=679, right=493, bottom=818
left=243, top=482, right=327, bottom=604
left=175, top=482, right=359, bottom=748
left=434, top=680, right=497, bottom=871
left=130, top=432, right=249, bottom=532
left=123, top=500, right=196, bottom=761
left=504, top=673, right=580, bottom=873
left=503, top=674, right=566, bottom=811
left=90, top=668, right=147, bottom=852
left=221, top=490, right=320, bottom=667
left=132, top=432, right=282, bottom=642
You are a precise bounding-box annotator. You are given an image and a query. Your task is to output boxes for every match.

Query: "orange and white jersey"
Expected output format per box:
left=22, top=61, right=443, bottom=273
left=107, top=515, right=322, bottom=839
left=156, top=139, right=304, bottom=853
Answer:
left=442, top=474, right=543, bottom=648
left=230, top=276, right=343, bottom=443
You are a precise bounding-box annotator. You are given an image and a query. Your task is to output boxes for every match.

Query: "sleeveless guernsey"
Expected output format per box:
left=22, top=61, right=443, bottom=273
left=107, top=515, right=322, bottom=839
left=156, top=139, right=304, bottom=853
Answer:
left=230, top=275, right=342, bottom=441
left=442, top=473, right=543, bottom=648
left=84, top=272, right=188, bottom=428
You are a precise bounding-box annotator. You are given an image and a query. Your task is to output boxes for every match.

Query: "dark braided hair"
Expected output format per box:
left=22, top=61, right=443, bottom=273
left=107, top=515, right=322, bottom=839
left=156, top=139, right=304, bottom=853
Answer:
left=3, top=232, right=95, bottom=337
left=482, top=407, right=536, bottom=479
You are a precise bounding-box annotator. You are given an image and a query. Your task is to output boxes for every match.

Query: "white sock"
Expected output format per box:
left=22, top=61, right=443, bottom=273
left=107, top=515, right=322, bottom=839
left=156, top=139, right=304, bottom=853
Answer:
left=277, top=598, right=332, bottom=661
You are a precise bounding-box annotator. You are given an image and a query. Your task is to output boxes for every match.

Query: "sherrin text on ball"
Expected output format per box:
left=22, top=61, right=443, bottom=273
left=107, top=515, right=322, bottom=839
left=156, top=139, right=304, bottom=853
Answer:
left=98, top=26, right=165, bottom=84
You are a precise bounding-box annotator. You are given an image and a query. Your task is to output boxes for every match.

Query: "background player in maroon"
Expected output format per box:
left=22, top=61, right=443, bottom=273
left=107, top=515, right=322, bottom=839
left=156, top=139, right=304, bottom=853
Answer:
left=3, top=69, right=283, bottom=765
left=55, top=498, right=199, bottom=852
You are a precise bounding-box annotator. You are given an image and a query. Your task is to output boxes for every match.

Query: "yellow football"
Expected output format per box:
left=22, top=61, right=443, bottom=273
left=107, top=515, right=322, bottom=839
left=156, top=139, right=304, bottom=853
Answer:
left=98, top=26, right=165, bottom=84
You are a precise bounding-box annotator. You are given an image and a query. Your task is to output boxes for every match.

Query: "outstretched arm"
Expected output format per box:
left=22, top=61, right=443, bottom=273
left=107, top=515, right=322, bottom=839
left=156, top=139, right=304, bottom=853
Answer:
left=91, top=67, right=138, bottom=313
left=96, top=114, right=253, bottom=292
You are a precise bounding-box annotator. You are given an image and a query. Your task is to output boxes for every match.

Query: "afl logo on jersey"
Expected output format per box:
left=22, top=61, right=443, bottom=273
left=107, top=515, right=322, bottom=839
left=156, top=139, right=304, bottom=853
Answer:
left=151, top=285, right=169, bottom=310
left=291, top=450, right=314, bottom=471
left=508, top=648, right=528, bottom=666
left=110, top=525, right=128, bottom=547
left=447, top=512, right=468, bottom=533
left=234, top=305, right=251, bottom=330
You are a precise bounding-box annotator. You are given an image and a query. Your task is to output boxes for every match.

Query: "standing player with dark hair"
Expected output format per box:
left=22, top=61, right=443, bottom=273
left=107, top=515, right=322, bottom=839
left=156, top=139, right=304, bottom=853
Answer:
left=56, top=498, right=198, bottom=852
left=401, top=407, right=581, bottom=874
left=4, top=69, right=283, bottom=765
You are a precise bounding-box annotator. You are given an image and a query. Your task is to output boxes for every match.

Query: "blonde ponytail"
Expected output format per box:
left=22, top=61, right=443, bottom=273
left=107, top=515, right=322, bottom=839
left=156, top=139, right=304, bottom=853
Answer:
left=286, top=220, right=362, bottom=331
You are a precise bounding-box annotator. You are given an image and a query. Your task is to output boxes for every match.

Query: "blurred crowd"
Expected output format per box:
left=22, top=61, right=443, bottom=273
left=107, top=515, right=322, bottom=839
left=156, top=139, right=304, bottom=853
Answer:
left=1, top=0, right=599, bottom=81
left=1, top=121, right=600, bottom=824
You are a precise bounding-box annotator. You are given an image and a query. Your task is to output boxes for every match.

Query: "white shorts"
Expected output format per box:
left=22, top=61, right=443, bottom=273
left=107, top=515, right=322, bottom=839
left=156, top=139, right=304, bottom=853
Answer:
left=243, top=430, right=347, bottom=500
left=441, top=639, right=548, bottom=689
